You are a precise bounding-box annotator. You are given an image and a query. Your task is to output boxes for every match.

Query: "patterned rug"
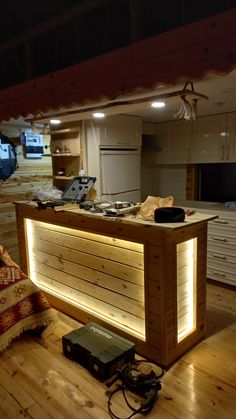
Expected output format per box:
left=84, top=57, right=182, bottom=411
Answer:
left=0, top=245, right=56, bottom=352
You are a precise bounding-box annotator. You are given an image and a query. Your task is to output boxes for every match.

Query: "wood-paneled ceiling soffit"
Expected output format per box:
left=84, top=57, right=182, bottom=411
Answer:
left=0, top=8, right=236, bottom=123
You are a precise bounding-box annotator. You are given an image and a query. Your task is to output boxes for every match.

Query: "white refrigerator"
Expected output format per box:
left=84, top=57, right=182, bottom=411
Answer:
left=100, top=148, right=141, bottom=203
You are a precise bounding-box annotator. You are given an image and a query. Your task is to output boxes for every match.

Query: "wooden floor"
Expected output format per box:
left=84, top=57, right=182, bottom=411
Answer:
left=0, top=282, right=236, bottom=419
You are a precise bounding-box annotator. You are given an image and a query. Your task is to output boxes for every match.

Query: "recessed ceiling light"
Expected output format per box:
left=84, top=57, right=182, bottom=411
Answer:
left=151, top=101, right=166, bottom=108
left=50, top=119, right=61, bottom=125
left=92, top=112, right=105, bottom=118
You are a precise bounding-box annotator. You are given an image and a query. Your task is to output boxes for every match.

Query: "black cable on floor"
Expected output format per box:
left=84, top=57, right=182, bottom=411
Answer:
left=106, top=359, right=164, bottom=419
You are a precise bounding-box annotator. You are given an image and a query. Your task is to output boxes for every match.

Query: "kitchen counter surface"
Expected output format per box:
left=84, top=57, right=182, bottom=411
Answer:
left=16, top=200, right=216, bottom=229
left=175, top=199, right=235, bottom=213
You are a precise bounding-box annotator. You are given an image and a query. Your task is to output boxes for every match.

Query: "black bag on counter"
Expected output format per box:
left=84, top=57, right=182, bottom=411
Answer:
left=154, top=207, right=185, bottom=223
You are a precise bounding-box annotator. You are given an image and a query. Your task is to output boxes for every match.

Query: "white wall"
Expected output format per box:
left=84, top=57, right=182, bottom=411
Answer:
left=141, top=163, right=186, bottom=202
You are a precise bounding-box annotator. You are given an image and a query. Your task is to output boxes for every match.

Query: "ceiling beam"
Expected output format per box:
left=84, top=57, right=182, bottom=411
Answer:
left=0, top=0, right=110, bottom=53
left=1, top=8, right=236, bottom=122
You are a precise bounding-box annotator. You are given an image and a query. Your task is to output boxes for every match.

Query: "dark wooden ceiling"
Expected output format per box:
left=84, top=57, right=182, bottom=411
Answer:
left=1, top=0, right=236, bottom=90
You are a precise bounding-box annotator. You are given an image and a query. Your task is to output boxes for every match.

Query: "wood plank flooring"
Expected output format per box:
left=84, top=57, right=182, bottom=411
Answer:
left=0, top=282, right=235, bottom=418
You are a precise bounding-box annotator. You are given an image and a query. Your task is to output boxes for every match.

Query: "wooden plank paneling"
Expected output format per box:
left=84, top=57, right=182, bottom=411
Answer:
left=33, top=220, right=143, bottom=252
left=33, top=257, right=145, bottom=317
left=33, top=241, right=143, bottom=285
left=29, top=219, right=145, bottom=338
left=0, top=126, right=52, bottom=262
left=36, top=273, right=145, bottom=335
left=34, top=255, right=144, bottom=302
left=32, top=225, right=144, bottom=269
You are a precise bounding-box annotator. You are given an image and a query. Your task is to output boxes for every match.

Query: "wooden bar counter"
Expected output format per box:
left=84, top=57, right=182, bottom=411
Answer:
left=15, top=201, right=216, bottom=368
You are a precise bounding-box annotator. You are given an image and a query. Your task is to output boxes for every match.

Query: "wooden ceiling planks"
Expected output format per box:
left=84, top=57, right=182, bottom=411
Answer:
left=0, top=8, right=236, bottom=122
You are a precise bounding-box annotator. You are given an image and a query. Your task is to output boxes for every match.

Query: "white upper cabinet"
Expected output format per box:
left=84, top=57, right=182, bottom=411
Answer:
left=98, top=115, right=142, bottom=147
left=191, top=113, right=236, bottom=163
left=152, top=122, right=169, bottom=163
left=224, top=112, right=236, bottom=161
left=167, top=120, right=192, bottom=163
left=152, top=120, right=191, bottom=164
left=191, top=114, right=226, bottom=163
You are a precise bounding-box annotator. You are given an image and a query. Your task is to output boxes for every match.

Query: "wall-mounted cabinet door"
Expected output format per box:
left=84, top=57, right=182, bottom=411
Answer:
left=99, top=115, right=142, bottom=147
left=152, top=122, right=169, bottom=164
left=191, top=114, right=226, bottom=163
left=153, top=120, right=191, bottom=164
left=225, top=112, right=236, bottom=162
left=167, top=120, right=191, bottom=163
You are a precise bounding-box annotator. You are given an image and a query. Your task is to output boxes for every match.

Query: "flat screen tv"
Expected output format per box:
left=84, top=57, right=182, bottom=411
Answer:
left=197, top=163, right=236, bottom=203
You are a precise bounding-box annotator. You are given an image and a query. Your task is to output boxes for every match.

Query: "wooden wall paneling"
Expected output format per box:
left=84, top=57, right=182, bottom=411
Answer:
left=31, top=224, right=144, bottom=270
left=32, top=219, right=143, bottom=251
left=186, top=164, right=197, bottom=200
left=0, top=126, right=52, bottom=263
left=37, top=272, right=145, bottom=333
left=164, top=223, right=208, bottom=365
left=145, top=240, right=162, bottom=358
left=29, top=219, right=145, bottom=338
left=32, top=238, right=143, bottom=286
left=33, top=257, right=143, bottom=304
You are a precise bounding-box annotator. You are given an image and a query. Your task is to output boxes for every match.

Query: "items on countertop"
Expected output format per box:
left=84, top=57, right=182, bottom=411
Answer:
left=32, top=175, right=191, bottom=223
left=140, top=195, right=174, bottom=221
left=154, top=207, right=185, bottom=223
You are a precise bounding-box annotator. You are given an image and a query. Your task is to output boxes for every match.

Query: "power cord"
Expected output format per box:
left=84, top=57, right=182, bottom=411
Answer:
left=106, top=360, right=164, bottom=419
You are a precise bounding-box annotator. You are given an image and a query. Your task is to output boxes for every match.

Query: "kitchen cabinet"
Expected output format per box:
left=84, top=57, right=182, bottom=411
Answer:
left=50, top=123, right=81, bottom=190
left=207, top=212, right=236, bottom=286
left=152, top=120, right=191, bottom=164
left=152, top=112, right=236, bottom=165
left=224, top=112, right=236, bottom=161
left=191, top=114, right=226, bottom=163
left=181, top=202, right=236, bottom=287
left=87, top=114, right=142, bottom=147
left=167, top=120, right=191, bottom=163
left=191, top=113, right=236, bottom=163
left=151, top=122, right=169, bottom=163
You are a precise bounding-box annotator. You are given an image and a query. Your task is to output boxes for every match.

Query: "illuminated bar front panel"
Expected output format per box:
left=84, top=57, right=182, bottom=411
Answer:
left=177, top=238, right=197, bottom=343
left=26, top=219, right=145, bottom=340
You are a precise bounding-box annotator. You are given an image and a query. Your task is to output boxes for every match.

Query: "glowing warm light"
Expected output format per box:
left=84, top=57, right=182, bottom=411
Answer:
left=151, top=101, right=166, bottom=108
left=92, top=112, right=105, bottom=118
left=25, top=218, right=36, bottom=282
left=25, top=219, right=145, bottom=341
left=35, top=280, right=144, bottom=340
left=177, top=238, right=196, bottom=343
left=50, top=119, right=61, bottom=125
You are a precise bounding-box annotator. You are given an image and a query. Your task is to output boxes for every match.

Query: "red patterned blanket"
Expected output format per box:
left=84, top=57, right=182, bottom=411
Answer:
left=0, top=245, right=56, bottom=352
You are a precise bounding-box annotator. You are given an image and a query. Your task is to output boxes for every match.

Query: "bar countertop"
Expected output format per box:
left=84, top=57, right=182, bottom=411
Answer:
left=15, top=200, right=217, bottom=230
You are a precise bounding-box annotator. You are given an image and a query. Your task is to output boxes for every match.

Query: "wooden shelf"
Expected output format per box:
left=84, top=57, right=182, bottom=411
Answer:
left=50, top=128, right=80, bottom=135
left=52, top=153, right=80, bottom=157
left=53, top=176, right=74, bottom=180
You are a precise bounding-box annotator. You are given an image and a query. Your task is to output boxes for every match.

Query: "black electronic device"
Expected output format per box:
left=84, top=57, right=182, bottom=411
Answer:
left=62, top=322, right=135, bottom=380
left=154, top=207, right=185, bottom=223
left=62, top=176, right=96, bottom=203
